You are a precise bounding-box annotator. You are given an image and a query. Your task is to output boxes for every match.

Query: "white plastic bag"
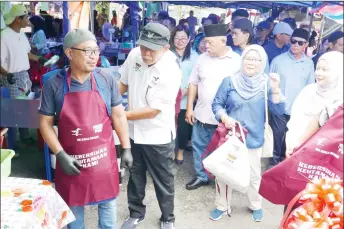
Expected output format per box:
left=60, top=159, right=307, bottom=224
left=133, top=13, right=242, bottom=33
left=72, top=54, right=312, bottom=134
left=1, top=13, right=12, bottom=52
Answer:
left=203, top=124, right=250, bottom=193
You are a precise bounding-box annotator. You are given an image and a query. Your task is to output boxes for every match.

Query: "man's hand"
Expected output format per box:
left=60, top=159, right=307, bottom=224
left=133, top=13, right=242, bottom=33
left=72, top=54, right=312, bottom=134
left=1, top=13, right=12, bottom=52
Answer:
left=221, top=114, right=236, bottom=130
left=56, top=150, right=82, bottom=175
left=185, top=109, right=195, bottom=125
left=120, top=148, right=133, bottom=169
left=6, top=73, right=15, bottom=85
left=39, top=56, right=49, bottom=66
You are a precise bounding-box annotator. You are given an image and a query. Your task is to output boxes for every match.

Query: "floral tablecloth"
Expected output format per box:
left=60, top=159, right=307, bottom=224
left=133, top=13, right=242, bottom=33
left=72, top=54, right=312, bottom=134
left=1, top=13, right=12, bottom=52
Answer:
left=1, top=177, right=75, bottom=229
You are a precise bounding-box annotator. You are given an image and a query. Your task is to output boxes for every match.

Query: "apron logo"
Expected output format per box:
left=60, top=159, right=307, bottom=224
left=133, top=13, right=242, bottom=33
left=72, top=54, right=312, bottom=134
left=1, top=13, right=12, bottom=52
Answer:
left=316, top=138, right=326, bottom=146
left=339, top=144, right=343, bottom=155
left=71, top=128, right=82, bottom=136
left=93, top=124, right=103, bottom=134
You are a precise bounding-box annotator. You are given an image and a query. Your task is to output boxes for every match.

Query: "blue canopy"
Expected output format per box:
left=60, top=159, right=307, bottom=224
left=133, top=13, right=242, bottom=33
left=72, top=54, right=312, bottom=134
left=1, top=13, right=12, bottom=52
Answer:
left=168, top=1, right=343, bottom=9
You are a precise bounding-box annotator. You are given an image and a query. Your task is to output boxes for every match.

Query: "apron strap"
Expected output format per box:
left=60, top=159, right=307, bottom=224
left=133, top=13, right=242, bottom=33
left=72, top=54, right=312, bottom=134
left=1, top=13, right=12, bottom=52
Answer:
left=62, top=69, right=111, bottom=116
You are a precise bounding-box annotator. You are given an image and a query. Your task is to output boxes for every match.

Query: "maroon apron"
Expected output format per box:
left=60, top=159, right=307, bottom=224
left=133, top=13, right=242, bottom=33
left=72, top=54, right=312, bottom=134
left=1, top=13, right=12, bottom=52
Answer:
left=55, top=71, right=119, bottom=206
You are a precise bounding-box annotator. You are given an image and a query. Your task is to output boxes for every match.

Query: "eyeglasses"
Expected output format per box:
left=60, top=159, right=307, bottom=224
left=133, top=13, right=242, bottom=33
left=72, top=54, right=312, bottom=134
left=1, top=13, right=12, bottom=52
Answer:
left=71, top=47, right=101, bottom=56
left=174, top=37, right=188, bottom=42
left=244, top=58, right=262, bottom=63
left=290, top=39, right=306, bottom=46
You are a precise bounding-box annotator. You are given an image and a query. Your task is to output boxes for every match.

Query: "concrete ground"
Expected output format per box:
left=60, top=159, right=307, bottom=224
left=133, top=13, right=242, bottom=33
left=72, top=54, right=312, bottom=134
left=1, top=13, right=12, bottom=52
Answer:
left=9, top=133, right=284, bottom=229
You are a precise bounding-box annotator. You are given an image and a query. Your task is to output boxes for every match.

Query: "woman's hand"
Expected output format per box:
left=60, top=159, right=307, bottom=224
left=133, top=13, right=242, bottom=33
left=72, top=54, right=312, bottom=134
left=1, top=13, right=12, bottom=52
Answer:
left=221, top=114, right=236, bottom=130
left=286, top=147, right=295, bottom=159
left=182, top=88, right=188, bottom=97
left=269, top=73, right=280, bottom=92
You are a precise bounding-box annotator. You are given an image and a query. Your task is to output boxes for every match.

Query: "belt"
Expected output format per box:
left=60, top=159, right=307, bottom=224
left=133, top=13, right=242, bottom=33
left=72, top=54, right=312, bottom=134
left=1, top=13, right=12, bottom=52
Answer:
left=196, top=120, right=217, bottom=129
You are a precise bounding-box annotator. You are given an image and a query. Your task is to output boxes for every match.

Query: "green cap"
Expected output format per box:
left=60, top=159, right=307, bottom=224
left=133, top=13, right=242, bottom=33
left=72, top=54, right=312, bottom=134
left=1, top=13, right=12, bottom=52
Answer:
left=137, top=22, right=170, bottom=51
left=4, top=4, right=28, bottom=25
left=63, top=28, right=97, bottom=50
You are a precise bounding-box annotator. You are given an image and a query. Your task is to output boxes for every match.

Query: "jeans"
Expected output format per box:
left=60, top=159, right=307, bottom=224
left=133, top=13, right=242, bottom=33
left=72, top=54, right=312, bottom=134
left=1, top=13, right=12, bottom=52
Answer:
left=269, top=113, right=290, bottom=166
left=127, top=139, right=175, bottom=222
left=191, top=121, right=216, bottom=182
left=68, top=199, right=117, bottom=229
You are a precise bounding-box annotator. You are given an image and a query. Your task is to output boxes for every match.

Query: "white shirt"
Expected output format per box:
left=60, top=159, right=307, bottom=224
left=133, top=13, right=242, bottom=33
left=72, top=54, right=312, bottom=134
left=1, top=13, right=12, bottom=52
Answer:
left=1, top=27, right=31, bottom=73
left=119, top=47, right=182, bottom=145
left=188, top=48, right=241, bottom=125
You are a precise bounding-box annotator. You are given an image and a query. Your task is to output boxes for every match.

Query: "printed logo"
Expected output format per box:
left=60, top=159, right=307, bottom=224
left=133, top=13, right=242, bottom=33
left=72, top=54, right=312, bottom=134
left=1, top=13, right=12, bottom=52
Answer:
left=153, top=76, right=159, bottom=81
left=93, top=124, right=103, bottom=134
left=147, top=32, right=155, bottom=38
left=134, top=63, right=141, bottom=71
left=339, top=143, right=343, bottom=155
left=316, top=138, right=326, bottom=146
left=71, top=128, right=82, bottom=136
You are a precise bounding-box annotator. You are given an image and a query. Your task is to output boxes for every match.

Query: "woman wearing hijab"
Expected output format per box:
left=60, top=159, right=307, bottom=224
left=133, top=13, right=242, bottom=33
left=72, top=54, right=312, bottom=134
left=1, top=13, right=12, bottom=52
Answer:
left=193, top=33, right=206, bottom=55
left=211, top=45, right=286, bottom=222
left=286, top=51, right=343, bottom=158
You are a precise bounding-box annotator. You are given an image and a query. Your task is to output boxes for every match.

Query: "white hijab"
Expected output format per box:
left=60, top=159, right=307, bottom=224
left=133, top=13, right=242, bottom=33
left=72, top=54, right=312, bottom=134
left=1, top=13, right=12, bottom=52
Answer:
left=316, top=51, right=343, bottom=102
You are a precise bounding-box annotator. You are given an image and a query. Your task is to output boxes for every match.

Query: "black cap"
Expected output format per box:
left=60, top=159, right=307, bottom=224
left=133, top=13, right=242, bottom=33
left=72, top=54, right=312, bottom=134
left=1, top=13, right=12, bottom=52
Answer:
left=292, top=28, right=309, bottom=41
left=204, top=24, right=228, bottom=37
left=328, top=31, right=344, bottom=43
left=233, top=18, right=253, bottom=35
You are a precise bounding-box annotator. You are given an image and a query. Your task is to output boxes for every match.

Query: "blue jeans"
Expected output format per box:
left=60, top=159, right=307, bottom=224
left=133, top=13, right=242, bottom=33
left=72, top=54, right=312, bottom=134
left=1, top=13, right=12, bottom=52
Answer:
left=192, top=121, right=216, bottom=182
left=68, top=199, right=117, bottom=229
left=269, top=113, right=290, bottom=166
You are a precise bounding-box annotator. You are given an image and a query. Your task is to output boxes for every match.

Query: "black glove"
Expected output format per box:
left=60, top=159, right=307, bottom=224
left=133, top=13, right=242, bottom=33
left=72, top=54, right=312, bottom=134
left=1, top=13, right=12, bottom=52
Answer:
left=56, top=150, right=82, bottom=175
left=6, top=73, right=15, bottom=85
left=39, top=56, right=49, bottom=66
left=120, top=148, right=133, bottom=169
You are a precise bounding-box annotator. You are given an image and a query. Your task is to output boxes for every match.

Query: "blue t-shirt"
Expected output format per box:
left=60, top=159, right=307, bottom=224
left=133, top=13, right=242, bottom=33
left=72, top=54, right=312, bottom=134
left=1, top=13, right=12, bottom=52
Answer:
left=263, top=41, right=290, bottom=64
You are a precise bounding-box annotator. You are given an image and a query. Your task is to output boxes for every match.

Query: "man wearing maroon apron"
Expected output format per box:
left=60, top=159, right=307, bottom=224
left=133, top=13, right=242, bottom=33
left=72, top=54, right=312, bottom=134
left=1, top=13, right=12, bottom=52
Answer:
left=39, top=28, right=132, bottom=229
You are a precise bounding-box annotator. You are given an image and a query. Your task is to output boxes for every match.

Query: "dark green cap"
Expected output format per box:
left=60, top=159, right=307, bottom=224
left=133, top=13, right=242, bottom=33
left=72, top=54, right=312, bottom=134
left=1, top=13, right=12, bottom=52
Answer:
left=137, top=22, right=170, bottom=51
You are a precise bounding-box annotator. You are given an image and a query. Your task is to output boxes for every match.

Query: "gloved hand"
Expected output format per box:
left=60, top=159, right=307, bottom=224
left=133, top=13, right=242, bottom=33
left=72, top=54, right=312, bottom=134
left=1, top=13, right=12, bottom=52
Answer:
left=56, top=150, right=82, bottom=175
left=6, top=73, right=15, bottom=85
left=120, top=148, right=133, bottom=169
left=39, top=56, right=49, bottom=66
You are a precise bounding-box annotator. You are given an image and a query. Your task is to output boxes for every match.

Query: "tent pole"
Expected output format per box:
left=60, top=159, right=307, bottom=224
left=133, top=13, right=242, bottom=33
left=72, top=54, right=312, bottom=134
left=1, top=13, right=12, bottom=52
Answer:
left=308, top=2, right=317, bottom=34
left=316, top=15, right=325, bottom=54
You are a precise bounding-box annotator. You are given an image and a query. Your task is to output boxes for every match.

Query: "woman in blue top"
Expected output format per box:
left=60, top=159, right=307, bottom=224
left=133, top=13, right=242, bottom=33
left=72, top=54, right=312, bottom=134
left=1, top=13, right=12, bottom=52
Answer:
left=29, top=16, right=49, bottom=56
left=170, top=25, right=198, bottom=165
left=211, top=45, right=286, bottom=222
left=192, top=32, right=206, bottom=55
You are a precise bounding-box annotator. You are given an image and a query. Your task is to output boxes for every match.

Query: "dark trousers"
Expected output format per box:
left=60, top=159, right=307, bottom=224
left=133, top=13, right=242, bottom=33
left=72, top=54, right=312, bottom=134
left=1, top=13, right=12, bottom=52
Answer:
left=177, top=110, right=193, bottom=150
left=269, top=113, right=291, bottom=166
left=127, top=139, right=175, bottom=222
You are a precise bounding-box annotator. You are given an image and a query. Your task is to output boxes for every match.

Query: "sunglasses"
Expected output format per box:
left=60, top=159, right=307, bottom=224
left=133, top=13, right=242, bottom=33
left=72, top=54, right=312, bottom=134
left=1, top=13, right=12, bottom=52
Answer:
left=291, top=39, right=307, bottom=46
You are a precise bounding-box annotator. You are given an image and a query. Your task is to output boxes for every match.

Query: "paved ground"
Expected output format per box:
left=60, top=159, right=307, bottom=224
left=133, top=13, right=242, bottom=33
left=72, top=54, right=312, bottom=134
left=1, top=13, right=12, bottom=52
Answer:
left=10, top=132, right=284, bottom=229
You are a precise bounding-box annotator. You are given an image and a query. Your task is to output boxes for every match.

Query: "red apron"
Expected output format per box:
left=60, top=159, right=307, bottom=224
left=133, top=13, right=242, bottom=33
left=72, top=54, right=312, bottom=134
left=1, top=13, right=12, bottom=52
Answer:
left=55, top=71, right=119, bottom=206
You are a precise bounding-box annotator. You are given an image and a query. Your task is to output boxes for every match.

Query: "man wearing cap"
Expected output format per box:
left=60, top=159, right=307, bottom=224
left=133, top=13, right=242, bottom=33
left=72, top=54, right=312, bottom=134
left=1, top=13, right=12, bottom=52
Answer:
left=313, top=31, right=343, bottom=67
left=118, top=23, right=181, bottom=229
left=269, top=28, right=315, bottom=167
left=39, top=28, right=132, bottom=228
left=185, top=24, right=241, bottom=190
left=263, top=22, right=293, bottom=64
left=253, top=21, right=272, bottom=46
left=0, top=4, right=50, bottom=149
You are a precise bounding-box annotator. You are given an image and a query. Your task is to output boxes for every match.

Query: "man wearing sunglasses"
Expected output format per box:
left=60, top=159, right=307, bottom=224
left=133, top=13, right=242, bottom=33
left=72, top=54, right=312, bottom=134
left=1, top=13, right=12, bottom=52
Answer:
left=269, top=28, right=315, bottom=168
left=39, top=28, right=132, bottom=228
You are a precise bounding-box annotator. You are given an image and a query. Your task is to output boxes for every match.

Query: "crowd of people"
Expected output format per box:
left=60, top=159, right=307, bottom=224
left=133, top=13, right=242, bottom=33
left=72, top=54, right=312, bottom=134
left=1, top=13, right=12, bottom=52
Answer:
left=1, top=4, right=343, bottom=229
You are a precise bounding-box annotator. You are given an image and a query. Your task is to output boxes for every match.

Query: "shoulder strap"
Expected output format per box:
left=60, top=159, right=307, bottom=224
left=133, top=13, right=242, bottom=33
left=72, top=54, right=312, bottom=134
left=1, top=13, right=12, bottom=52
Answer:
left=94, top=70, right=112, bottom=116
left=265, top=80, right=269, bottom=127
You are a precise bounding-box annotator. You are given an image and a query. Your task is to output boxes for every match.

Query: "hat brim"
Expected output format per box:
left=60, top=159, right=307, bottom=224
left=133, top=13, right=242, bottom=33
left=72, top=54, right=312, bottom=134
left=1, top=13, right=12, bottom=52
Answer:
left=136, top=38, right=164, bottom=51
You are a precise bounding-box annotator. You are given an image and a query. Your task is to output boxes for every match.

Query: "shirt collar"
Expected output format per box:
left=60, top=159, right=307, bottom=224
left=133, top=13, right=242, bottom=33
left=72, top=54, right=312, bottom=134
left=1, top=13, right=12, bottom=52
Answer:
left=287, top=50, right=306, bottom=63
left=207, top=47, right=235, bottom=59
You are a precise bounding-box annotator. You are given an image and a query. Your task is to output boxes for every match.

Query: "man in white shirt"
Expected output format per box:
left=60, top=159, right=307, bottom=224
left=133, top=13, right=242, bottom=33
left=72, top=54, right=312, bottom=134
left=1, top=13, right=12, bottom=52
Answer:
left=185, top=24, right=241, bottom=190
left=0, top=4, right=49, bottom=149
left=118, top=23, right=181, bottom=229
